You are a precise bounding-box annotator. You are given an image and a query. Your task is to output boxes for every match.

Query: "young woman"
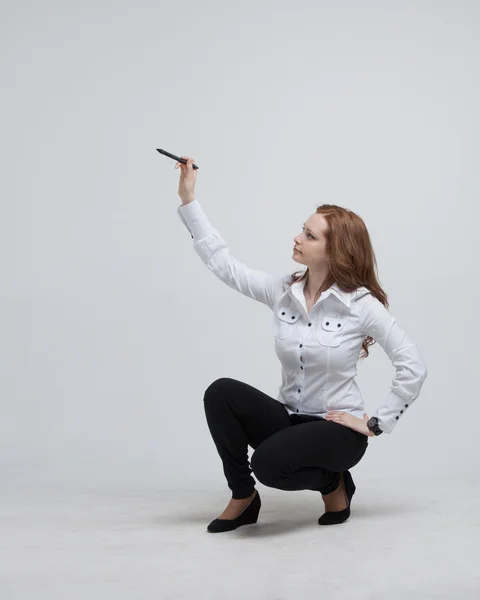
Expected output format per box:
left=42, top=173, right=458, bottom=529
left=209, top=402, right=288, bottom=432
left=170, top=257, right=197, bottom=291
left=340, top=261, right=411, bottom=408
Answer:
left=174, top=156, right=428, bottom=533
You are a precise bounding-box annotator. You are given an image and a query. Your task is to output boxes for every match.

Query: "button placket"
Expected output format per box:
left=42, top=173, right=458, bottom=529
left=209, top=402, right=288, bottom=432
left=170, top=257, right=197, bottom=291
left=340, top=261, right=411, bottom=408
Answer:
left=297, top=343, right=303, bottom=406
left=299, top=335, right=306, bottom=369
left=296, top=323, right=318, bottom=412
left=289, top=315, right=312, bottom=414
left=297, top=336, right=308, bottom=409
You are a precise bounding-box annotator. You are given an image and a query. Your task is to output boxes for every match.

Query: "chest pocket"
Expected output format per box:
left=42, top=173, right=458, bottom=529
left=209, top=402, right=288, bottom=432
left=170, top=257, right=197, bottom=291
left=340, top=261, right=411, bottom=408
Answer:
left=318, top=315, right=347, bottom=347
left=273, top=306, right=301, bottom=339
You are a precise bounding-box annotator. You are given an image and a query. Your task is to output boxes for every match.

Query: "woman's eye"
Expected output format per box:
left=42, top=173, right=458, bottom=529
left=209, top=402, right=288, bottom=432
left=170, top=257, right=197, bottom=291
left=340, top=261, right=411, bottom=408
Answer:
left=302, top=227, right=313, bottom=239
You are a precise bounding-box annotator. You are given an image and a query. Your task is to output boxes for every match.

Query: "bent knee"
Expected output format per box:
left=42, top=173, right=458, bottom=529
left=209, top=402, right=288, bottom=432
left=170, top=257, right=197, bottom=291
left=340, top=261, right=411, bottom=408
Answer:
left=203, top=377, right=237, bottom=403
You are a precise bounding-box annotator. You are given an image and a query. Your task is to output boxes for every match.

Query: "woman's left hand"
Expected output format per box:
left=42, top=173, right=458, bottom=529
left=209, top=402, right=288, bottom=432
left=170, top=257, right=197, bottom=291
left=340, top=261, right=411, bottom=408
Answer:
left=325, top=411, right=376, bottom=437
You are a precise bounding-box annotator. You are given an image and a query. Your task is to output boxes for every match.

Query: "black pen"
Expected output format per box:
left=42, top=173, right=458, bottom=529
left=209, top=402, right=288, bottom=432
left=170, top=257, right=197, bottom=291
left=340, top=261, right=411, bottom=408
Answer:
left=156, top=149, right=199, bottom=170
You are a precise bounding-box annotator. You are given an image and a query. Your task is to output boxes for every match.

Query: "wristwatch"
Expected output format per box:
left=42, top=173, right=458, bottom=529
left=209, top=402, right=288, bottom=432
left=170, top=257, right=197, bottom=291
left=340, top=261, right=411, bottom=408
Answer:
left=367, top=416, right=383, bottom=436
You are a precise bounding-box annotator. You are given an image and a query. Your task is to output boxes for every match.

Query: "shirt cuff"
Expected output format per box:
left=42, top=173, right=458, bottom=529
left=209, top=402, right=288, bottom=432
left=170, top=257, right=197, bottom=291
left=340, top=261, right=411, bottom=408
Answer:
left=375, top=389, right=416, bottom=434
left=177, top=199, right=214, bottom=241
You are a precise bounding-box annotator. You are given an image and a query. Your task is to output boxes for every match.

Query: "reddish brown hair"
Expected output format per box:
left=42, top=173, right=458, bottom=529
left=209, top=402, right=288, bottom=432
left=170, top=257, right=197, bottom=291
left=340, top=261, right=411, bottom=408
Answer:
left=289, top=204, right=389, bottom=360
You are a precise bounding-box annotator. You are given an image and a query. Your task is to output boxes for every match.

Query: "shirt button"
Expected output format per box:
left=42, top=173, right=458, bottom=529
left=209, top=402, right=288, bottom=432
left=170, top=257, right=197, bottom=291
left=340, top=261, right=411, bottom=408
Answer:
left=308, top=323, right=312, bottom=327
left=299, top=344, right=303, bottom=348
left=296, top=409, right=299, bottom=413
left=300, top=357, right=303, bottom=362
left=300, top=366, right=303, bottom=370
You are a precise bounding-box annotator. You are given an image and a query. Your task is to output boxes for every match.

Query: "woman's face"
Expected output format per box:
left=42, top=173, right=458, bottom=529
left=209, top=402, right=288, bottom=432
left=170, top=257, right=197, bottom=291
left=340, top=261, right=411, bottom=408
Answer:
left=293, top=213, right=329, bottom=266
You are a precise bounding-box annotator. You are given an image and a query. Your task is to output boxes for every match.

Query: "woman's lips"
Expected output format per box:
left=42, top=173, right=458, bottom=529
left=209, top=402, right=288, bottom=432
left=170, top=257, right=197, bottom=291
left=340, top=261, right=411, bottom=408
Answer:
left=294, top=247, right=302, bottom=253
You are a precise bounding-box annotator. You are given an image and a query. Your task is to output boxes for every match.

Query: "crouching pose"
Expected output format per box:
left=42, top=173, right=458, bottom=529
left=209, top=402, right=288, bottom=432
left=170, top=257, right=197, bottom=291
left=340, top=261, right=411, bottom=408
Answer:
left=174, top=156, right=428, bottom=533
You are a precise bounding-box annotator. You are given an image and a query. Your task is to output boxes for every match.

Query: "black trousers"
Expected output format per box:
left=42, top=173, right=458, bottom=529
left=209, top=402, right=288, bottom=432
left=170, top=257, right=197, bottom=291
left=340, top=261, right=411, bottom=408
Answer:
left=203, top=378, right=369, bottom=499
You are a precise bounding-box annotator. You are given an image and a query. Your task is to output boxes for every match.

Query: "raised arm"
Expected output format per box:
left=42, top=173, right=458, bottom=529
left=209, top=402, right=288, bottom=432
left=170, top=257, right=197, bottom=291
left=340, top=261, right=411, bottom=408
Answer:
left=356, top=291, right=428, bottom=434
left=174, top=155, right=285, bottom=310
left=177, top=198, right=285, bottom=310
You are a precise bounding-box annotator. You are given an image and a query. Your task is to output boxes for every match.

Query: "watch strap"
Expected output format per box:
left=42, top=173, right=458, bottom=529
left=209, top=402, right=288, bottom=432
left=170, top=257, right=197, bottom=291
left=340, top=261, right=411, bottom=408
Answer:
left=367, top=416, right=383, bottom=436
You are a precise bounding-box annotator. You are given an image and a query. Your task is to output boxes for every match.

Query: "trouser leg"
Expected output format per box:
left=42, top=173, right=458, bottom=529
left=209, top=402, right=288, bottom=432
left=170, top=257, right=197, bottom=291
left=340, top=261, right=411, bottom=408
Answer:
left=203, top=377, right=291, bottom=499
left=250, top=417, right=369, bottom=495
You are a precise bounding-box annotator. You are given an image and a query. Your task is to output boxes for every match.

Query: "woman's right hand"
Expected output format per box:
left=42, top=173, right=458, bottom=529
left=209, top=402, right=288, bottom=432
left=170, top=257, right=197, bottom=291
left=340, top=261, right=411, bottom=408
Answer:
left=175, top=156, right=197, bottom=205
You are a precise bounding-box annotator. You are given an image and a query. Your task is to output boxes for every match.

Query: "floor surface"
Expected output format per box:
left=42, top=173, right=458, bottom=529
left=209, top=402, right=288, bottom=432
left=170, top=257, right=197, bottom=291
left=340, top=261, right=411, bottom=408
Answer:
left=1, top=477, right=479, bottom=599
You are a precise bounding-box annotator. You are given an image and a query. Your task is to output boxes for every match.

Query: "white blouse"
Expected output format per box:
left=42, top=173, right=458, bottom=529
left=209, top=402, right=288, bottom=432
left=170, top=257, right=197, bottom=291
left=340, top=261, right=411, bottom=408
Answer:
left=177, top=199, right=428, bottom=435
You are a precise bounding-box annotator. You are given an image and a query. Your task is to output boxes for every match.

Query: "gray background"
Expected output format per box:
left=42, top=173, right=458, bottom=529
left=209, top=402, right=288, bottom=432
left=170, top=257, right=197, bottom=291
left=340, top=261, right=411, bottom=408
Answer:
left=1, top=1, right=479, bottom=597
left=2, top=0, right=478, bottom=486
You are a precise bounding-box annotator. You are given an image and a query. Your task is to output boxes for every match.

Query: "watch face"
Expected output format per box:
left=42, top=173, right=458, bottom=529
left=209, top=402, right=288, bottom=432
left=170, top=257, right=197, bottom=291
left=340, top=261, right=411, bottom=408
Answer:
left=367, top=417, right=382, bottom=435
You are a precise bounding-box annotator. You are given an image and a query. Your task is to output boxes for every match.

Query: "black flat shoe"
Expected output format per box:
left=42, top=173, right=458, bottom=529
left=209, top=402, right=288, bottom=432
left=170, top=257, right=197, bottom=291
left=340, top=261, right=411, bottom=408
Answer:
left=318, top=470, right=356, bottom=526
left=207, top=490, right=261, bottom=533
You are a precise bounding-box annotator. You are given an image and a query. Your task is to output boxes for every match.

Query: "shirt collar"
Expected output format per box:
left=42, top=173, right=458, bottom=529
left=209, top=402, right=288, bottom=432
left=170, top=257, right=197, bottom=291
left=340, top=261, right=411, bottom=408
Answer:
left=287, top=278, right=352, bottom=308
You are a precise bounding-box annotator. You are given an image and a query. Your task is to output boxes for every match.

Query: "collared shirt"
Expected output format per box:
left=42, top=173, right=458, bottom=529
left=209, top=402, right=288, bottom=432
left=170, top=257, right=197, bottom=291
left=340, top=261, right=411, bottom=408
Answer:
left=177, top=199, right=428, bottom=434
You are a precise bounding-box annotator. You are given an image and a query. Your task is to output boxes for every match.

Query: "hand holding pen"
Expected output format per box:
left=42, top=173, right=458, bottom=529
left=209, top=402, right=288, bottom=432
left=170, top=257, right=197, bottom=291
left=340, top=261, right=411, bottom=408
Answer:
left=156, top=148, right=198, bottom=205
left=175, top=155, right=197, bottom=205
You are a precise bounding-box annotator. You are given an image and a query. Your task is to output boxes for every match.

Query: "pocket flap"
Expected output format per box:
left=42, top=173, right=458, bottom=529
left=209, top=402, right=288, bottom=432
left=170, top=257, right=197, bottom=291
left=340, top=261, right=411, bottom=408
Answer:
left=321, top=316, right=345, bottom=332
left=278, top=307, right=301, bottom=323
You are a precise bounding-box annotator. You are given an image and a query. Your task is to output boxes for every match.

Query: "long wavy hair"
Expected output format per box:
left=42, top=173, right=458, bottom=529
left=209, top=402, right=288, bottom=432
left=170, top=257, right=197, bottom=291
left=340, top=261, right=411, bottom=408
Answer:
left=289, top=204, right=389, bottom=360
